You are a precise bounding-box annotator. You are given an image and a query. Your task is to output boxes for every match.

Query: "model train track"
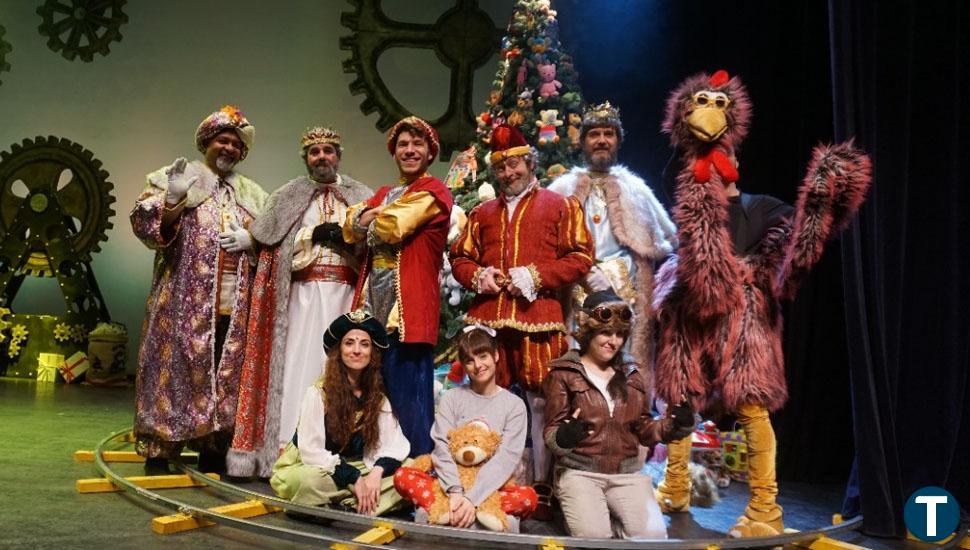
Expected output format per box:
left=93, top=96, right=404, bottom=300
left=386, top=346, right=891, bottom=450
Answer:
left=91, top=428, right=865, bottom=549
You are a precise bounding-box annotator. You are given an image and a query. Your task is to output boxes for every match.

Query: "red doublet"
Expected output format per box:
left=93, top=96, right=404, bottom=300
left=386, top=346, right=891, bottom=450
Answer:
left=450, top=187, right=593, bottom=332
left=450, top=187, right=592, bottom=391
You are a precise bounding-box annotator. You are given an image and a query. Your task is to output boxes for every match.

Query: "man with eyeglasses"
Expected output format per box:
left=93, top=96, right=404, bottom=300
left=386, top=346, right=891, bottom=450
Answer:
left=449, top=123, right=593, bottom=519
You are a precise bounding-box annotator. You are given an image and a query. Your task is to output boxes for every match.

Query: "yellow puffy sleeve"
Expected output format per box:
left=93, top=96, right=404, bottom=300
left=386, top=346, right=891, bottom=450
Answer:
left=370, top=190, right=442, bottom=245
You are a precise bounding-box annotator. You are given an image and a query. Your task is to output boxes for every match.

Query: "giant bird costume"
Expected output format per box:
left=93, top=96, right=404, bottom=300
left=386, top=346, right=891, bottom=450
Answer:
left=652, top=70, right=872, bottom=537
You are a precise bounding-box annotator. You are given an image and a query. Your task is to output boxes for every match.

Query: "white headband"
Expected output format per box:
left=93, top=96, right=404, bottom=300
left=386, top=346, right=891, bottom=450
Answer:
left=462, top=324, right=497, bottom=337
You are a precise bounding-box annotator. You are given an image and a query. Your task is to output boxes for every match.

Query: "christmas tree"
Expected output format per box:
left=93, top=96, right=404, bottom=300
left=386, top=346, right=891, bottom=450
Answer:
left=437, top=0, right=586, bottom=360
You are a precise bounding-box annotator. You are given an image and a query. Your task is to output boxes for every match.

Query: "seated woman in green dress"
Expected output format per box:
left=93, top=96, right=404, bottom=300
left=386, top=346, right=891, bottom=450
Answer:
left=270, top=310, right=410, bottom=515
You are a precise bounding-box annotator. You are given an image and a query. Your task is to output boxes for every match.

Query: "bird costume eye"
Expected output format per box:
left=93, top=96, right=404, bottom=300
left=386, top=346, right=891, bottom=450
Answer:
left=692, top=91, right=731, bottom=109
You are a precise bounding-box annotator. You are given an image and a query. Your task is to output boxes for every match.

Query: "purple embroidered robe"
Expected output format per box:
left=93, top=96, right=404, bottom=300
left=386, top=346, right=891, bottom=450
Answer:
left=130, top=160, right=266, bottom=456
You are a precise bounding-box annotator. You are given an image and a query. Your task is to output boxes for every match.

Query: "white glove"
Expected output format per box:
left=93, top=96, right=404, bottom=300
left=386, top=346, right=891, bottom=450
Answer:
left=218, top=221, right=253, bottom=253
left=508, top=266, right=537, bottom=302
left=584, top=265, right=613, bottom=292
left=164, top=157, right=199, bottom=205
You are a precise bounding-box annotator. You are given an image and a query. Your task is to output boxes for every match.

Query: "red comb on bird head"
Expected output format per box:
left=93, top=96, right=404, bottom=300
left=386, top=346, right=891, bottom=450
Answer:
left=709, top=70, right=730, bottom=87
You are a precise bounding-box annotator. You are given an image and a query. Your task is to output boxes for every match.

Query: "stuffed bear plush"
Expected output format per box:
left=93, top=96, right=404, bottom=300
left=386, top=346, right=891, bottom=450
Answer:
left=567, top=112, right=582, bottom=147
left=536, top=109, right=563, bottom=145
left=399, top=421, right=515, bottom=531
left=536, top=62, right=561, bottom=98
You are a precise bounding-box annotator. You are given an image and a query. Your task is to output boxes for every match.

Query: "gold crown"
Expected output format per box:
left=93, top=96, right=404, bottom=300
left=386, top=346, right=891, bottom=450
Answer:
left=301, top=126, right=341, bottom=150
left=582, top=101, right=621, bottom=127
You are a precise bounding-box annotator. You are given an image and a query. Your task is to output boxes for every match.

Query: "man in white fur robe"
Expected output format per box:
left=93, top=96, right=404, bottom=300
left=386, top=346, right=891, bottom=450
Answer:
left=227, top=127, right=373, bottom=478
left=548, top=102, right=677, bottom=370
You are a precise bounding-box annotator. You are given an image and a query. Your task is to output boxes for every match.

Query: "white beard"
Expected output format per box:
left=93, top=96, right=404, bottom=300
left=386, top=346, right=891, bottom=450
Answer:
left=215, top=156, right=237, bottom=173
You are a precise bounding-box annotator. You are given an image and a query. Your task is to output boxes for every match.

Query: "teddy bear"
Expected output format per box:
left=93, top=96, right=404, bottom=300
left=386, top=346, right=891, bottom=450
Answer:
left=536, top=109, right=563, bottom=145
left=567, top=112, right=582, bottom=147
left=396, top=421, right=517, bottom=531
left=528, top=35, right=550, bottom=54
left=536, top=62, right=561, bottom=98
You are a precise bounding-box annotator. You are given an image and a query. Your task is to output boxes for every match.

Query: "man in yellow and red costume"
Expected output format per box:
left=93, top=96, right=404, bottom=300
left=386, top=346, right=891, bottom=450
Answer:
left=449, top=124, right=593, bottom=518
left=343, top=116, right=453, bottom=458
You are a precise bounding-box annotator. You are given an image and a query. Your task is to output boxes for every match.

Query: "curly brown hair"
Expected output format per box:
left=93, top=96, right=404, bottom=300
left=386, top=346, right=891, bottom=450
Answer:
left=321, top=346, right=385, bottom=453
left=390, top=122, right=432, bottom=152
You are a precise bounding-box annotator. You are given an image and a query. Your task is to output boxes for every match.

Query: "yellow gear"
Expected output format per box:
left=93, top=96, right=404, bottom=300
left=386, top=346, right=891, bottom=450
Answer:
left=53, top=323, right=72, bottom=342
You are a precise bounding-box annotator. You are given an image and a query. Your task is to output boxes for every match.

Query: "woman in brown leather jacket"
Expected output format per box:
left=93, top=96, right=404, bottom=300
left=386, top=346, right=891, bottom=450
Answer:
left=543, top=290, right=695, bottom=539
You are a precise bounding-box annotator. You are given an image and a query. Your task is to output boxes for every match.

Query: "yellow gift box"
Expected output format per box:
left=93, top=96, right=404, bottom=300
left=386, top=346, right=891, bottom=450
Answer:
left=36, top=352, right=64, bottom=383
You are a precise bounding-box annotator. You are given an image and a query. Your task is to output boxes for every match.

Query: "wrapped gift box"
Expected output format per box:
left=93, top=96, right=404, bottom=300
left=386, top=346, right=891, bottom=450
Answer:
left=59, top=351, right=90, bottom=383
left=36, top=352, right=64, bottom=383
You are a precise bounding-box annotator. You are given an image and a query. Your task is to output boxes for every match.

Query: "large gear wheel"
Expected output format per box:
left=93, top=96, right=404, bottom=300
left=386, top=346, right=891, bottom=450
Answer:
left=0, top=136, right=115, bottom=271
left=37, top=0, right=128, bottom=62
left=340, top=0, right=502, bottom=160
left=0, top=25, right=11, bottom=86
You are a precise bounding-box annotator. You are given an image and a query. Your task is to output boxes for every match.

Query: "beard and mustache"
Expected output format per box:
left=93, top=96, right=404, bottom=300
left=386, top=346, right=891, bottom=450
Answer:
left=308, top=162, right=337, bottom=183
left=584, top=147, right=618, bottom=172
left=215, top=155, right=237, bottom=173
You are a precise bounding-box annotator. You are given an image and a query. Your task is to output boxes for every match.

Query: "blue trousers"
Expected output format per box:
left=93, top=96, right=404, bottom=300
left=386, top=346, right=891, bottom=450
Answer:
left=381, top=334, right=434, bottom=457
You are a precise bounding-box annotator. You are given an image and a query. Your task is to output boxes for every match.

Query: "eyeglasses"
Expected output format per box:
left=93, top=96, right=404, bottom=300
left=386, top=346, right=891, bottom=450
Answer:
left=584, top=304, right=633, bottom=323
left=691, top=91, right=731, bottom=109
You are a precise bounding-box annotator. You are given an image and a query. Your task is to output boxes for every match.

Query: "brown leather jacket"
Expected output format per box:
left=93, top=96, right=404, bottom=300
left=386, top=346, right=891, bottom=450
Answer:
left=543, top=351, right=677, bottom=474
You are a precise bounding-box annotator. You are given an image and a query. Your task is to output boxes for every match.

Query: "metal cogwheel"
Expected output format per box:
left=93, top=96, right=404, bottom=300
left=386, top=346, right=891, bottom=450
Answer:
left=0, top=25, right=11, bottom=86
left=0, top=136, right=116, bottom=275
left=69, top=323, right=86, bottom=343
left=339, top=0, right=502, bottom=160
left=37, top=0, right=128, bottom=62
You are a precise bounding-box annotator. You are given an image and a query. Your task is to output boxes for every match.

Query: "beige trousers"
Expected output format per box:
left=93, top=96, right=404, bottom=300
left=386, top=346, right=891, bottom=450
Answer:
left=556, top=467, right=667, bottom=539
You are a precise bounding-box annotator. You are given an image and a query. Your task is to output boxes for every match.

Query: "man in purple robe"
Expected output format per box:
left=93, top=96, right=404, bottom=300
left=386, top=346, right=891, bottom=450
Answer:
left=130, top=105, right=267, bottom=474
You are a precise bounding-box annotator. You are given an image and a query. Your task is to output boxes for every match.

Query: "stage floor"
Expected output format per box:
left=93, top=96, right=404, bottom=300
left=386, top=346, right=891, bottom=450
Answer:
left=0, top=377, right=935, bottom=549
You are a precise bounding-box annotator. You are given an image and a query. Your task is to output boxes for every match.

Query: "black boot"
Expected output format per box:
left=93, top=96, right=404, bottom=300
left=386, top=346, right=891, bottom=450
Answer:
left=144, top=457, right=170, bottom=476
left=197, top=450, right=226, bottom=474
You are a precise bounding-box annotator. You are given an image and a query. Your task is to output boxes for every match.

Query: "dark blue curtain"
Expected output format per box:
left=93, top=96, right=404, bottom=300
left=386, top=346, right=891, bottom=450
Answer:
left=828, top=0, right=970, bottom=537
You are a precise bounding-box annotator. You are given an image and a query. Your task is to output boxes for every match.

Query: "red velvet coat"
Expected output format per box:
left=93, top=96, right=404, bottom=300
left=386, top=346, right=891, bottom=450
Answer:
left=450, top=186, right=593, bottom=332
